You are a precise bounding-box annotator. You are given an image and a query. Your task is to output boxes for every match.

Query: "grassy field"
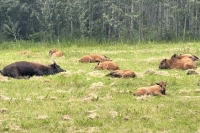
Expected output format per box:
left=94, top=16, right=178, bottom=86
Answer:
left=0, top=41, right=200, bottom=133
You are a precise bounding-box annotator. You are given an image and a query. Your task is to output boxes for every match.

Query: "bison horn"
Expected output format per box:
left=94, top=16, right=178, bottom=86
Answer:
left=52, top=60, right=56, bottom=64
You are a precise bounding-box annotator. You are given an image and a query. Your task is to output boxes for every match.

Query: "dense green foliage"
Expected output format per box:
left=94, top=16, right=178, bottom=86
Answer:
left=0, top=41, right=200, bottom=132
left=0, top=0, right=200, bottom=42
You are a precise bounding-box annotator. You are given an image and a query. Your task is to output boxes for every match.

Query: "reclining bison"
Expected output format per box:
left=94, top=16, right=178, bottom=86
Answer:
left=106, top=70, right=136, bottom=78
left=0, top=61, right=65, bottom=79
left=49, top=49, right=63, bottom=57
left=94, top=61, right=120, bottom=71
left=133, top=81, right=167, bottom=96
left=159, top=58, right=197, bottom=70
left=79, top=54, right=112, bottom=63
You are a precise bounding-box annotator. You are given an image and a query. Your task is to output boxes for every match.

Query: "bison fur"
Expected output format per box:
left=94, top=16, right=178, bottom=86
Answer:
left=159, top=58, right=197, bottom=70
left=171, top=54, right=199, bottom=62
left=94, top=61, right=120, bottom=71
left=79, top=54, right=112, bottom=63
left=49, top=49, right=63, bottom=57
left=133, top=81, right=167, bottom=96
left=106, top=70, right=136, bottom=78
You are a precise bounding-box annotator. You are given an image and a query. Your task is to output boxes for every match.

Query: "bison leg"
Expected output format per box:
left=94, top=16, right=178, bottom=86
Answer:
left=184, top=63, right=197, bottom=70
left=153, top=92, right=165, bottom=96
left=8, top=68, right=21, bottom=78
left=11, top=68, right=32, bottom=79
left=35, top=70, right=46, bottom=76
left=106, top=72, right=122, bottom=78
left=35, top=68, right=52, bottom=76
left=111, top=73, right=122, bottom=78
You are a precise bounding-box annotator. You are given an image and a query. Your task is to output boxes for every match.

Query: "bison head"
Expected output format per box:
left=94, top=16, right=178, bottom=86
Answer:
left=156, top=81, right=167, bottom=95
left=159, top=59, right=170, bottom=69
left=102, top=55, right=112, bottom=62
left=49, top=49, right=57, bottom=56
left=49, top=60, right=65, bottom=74
left=94, top=62, right=102, bottom=70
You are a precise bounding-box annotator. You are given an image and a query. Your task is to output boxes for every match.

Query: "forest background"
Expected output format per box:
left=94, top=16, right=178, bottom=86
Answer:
left=1, top=0, right=200, bottom=43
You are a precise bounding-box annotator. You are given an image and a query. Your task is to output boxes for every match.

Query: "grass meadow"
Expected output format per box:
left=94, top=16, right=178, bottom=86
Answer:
left=0, top=41, right=200, bottom=133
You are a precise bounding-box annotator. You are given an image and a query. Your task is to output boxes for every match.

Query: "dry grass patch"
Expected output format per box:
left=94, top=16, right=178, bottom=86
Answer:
left=0, top=95, right=11, bottom=101
left=82, top=93, right=99, bottom=102
left=87, top=71, right=105, bottom=77
left=0, top=108, right=8, bottom=113
left=109, top=110, right=118, bottom=118
left=0, top=75, right=9, bottom=82
left=37, top=115, right=49, bottom=120
left=144, top=69, right=169, bottom=76
left=186, top=69, right=199, bottom=75
left=89, top=82, right=104, bottom=90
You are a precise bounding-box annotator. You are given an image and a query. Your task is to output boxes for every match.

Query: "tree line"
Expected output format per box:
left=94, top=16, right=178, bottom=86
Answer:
left=1, top=0, right=200, bottom=42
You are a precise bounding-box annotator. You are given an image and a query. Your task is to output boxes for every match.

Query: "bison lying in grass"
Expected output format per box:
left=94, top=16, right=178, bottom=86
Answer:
left=171, top=54, right=199, bottom=61
left=49, top=49, right=63, bottom=57
left=133, top=81, right=167, bottom=96
left=159, top=58, right=197, bottom=70
left=106, top=70, right=136, bottom=78
left=0, top=61, right=65, bottom=79
left=79, top=54, right=112, bottom=63
left=94, top=61, right=120, bottom=71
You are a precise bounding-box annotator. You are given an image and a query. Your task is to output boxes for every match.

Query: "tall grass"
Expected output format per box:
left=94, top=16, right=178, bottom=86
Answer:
left=0, top=41, right=200, bottom=132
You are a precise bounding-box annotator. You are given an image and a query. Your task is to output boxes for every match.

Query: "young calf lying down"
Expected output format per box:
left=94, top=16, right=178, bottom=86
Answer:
left=159, top=58, right=197, bottom=70
left=79, top=54, right=112, bottom=63
left=133, top=81, right=167, bottom=96
left=106, top=70, right=136, bottom=78
left=94, top=61, right=120, bottom=71
left=49, top=49, right=63, bottom=57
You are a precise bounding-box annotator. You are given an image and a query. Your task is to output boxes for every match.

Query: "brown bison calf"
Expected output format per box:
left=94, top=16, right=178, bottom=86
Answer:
left=79, top=54, right=112, bottom=63
left=106, top=70, right=136, bottom=78
left=171, top=54, right=199, bottom=62
left=159, top=58, right=197, bottom=70
left=133, top=81, right=167, bottom=96
left=49, top=49, right=63, bottom=57
left=94, top=61, right=120, bottom=71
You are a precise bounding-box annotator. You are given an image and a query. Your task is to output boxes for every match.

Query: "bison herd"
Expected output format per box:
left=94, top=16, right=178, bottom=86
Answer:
left=0, top=49, right=199, bottom=97
left=79, top=53, right=199, bottom=96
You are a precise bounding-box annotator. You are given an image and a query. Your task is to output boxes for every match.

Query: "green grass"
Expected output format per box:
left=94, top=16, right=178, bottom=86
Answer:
left=1, top=41, right=200, bottom=133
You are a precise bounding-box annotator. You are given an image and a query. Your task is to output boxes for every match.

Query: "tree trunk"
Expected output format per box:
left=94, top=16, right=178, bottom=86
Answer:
left=139, top=0, right=143, bottom=41
left=158, top=1, right=162, bottom=40
left=183, top=16, right=186, bottom=40
left=130, top=0, right=134, bottom=42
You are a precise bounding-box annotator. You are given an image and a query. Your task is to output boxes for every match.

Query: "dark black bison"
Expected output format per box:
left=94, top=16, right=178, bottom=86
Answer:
left=0, top=61, right=65, bottom=79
